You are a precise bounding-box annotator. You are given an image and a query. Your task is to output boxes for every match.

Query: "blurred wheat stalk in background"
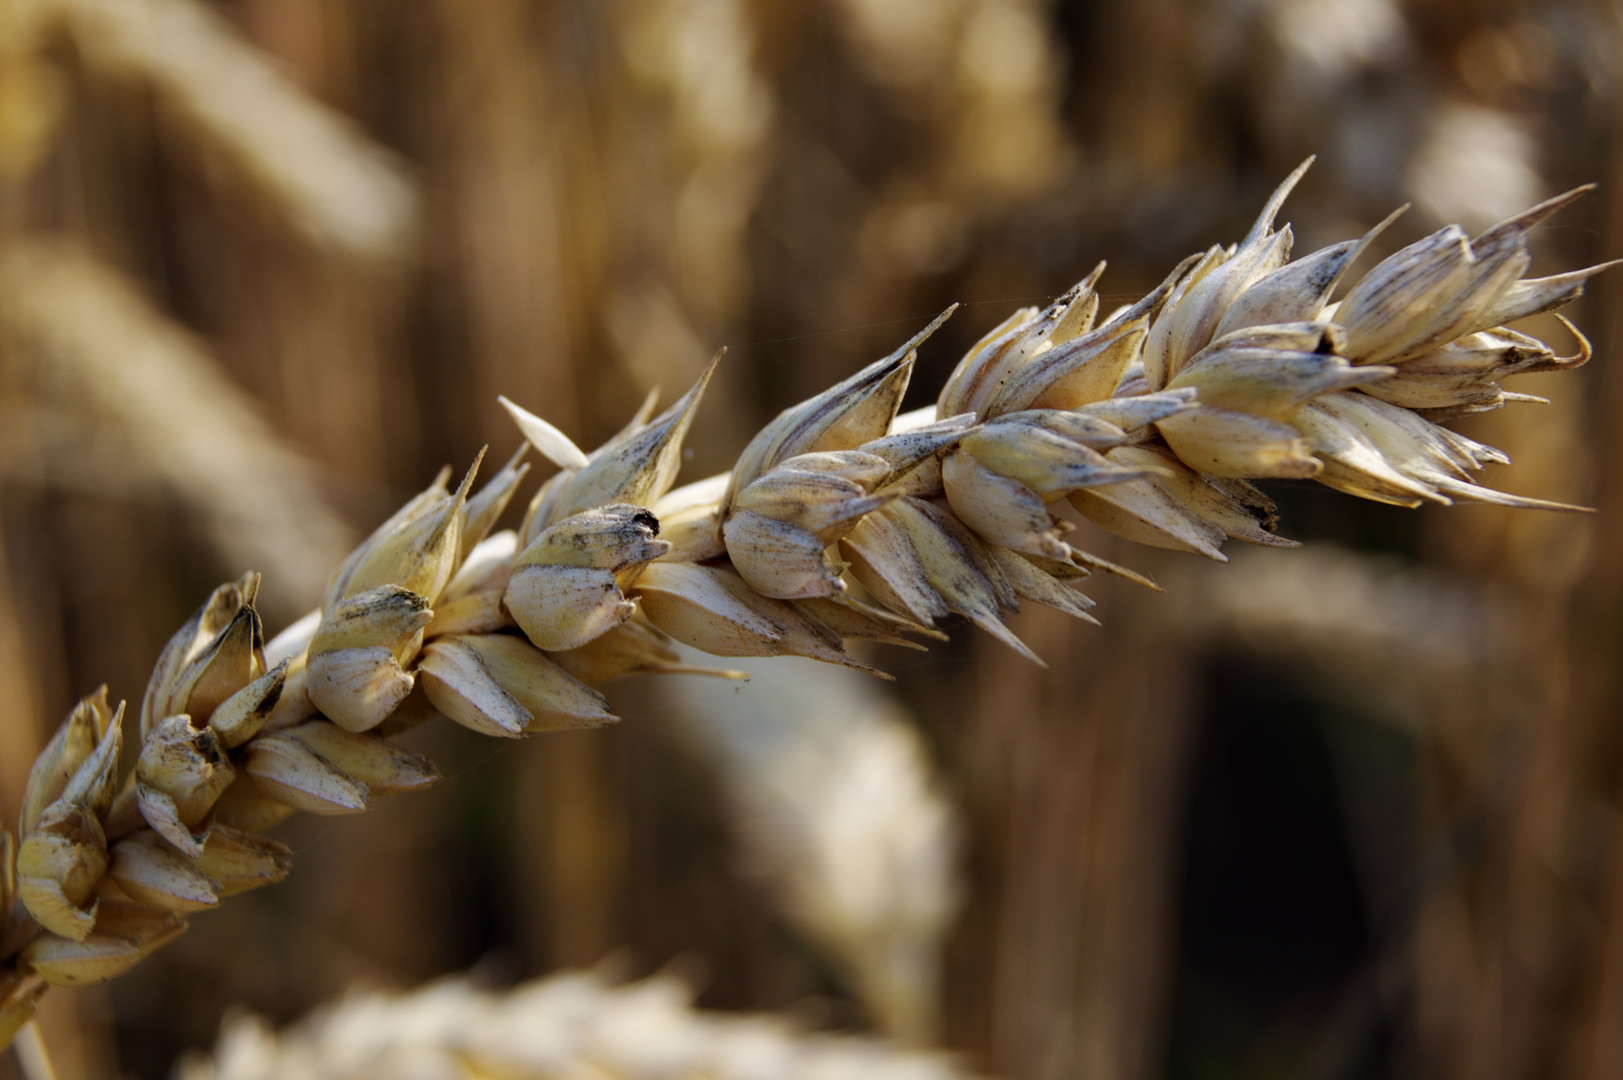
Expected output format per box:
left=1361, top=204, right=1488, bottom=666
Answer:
left=1, top=1, right=1622, bottom=1079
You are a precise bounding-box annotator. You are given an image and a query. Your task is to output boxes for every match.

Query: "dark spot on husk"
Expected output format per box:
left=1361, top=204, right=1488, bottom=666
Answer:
left=195, top=735, right=225, bottom=766
left=258, top=677, right=285, bottom=713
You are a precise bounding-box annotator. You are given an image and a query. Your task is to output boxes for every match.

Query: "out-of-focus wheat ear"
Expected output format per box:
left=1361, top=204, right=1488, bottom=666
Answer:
left=0, top=0, right=62, bottom=179
left=180, top=969, right=985, bottom=1077
left=666, top=654, right=961, bottom=1043
left=0, top=243, right=354, bottom=612
left=52, top=0, right=417, bottom=261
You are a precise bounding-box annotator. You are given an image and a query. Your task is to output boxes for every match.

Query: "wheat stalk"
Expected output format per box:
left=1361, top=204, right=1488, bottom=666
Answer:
left=0, top=160, right=1612, bottom=1048
left=23, top=0, right=418, bottom=262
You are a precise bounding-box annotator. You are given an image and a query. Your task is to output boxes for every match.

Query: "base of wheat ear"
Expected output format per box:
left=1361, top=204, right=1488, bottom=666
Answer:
left=1, top=159, right=1613, bottom=1045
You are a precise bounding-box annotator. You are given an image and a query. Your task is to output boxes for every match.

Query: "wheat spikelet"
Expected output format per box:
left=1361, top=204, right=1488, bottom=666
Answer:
left=0, top=162, right=1611, bottom=1044
left=176, top=967, right=983, bottom=1080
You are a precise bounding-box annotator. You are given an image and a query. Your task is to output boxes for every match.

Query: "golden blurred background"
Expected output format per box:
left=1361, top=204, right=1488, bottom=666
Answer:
left=1, top=0, right=1621, bottom=1077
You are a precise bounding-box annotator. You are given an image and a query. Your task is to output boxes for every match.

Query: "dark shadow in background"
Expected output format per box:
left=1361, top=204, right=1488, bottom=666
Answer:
left=1167, top=656, right=1415, bottom=1080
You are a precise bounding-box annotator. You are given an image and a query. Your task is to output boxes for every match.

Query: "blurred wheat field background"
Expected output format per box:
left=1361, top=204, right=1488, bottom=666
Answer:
left=1, top=0, right=1622, bottom=1077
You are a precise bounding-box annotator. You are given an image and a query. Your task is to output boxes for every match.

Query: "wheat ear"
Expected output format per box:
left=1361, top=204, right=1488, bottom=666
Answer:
left=0, top=161, right=1612, bottom=1045
left=178, top=967, right=983, bottom=1079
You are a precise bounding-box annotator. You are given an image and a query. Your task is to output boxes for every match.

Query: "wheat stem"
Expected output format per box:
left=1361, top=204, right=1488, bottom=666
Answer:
left=13, top=1020, right=60, bottom=1080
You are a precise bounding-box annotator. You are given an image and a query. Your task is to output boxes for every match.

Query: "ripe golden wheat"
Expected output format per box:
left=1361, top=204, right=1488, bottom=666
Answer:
left=175, top=968, right=982, bottom=1080
left=0, top=160, right=1612, bottom=1050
